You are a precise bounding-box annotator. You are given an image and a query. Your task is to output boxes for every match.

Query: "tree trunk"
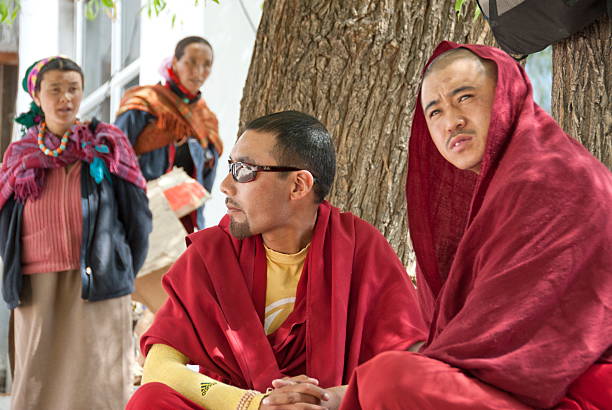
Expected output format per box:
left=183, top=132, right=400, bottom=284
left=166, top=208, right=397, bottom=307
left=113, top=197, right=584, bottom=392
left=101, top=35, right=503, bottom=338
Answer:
left=0, top=63, right=18, bottom=159
left=552, top=17, right=611, bottom=169
left=239, top=1, right=495, bottom=264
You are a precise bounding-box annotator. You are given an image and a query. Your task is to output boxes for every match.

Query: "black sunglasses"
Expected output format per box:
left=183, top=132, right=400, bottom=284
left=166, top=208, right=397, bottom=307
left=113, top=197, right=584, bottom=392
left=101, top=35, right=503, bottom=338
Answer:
left=228, top=160, right=305, bottom=183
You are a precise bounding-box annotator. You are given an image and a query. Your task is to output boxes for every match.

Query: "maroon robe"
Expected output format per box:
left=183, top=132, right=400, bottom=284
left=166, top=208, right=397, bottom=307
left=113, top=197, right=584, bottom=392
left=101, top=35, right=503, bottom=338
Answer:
left=141, top=201, right=426, bottom=392
left=342, top=42, right=612, bottom=409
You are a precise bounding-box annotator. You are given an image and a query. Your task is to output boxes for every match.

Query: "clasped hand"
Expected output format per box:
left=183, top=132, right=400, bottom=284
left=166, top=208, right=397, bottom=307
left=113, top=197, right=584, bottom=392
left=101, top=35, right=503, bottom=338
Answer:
left=259, top=375, right=344, bottom=410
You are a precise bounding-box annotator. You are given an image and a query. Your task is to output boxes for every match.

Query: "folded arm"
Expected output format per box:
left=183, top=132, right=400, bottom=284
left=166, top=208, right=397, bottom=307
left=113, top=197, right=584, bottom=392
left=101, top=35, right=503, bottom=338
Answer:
left=143, top=343, right=265, bottom=410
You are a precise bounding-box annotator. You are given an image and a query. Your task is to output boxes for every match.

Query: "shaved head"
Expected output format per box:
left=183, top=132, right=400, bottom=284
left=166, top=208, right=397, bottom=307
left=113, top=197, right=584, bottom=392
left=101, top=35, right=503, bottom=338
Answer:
left=424, top=48, right=496, bottom=81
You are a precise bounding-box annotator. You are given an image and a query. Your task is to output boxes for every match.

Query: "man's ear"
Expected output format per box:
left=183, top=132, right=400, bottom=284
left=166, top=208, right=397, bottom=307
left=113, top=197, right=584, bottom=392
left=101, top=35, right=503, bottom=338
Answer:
left=290, top=170, right=315, bottom=201
left=171, top=57, right=179, bottom=72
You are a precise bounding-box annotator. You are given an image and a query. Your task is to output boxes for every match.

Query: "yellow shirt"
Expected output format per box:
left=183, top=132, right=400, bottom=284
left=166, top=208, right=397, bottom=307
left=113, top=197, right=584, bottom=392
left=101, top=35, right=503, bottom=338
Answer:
left=264, top=243, right=310, bottom=335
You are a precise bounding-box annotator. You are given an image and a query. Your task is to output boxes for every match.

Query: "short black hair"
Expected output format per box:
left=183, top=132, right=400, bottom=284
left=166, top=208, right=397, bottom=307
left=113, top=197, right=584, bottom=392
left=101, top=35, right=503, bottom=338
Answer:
left=245, top=111, right=336, bottom=203
left=174, top=36, right=213, bottom=61
left=35, top=57, right=84, bottom=92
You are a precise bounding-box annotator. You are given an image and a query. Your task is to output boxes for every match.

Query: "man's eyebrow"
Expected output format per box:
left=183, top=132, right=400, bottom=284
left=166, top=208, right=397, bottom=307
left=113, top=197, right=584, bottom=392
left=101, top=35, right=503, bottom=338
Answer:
left=423, top=85, right=477, bottom=113
left=424, top=98, right=439, bottom=113
left=449, top=85, right=476, bottom=97
left=232, top=156, right=255, bottom=163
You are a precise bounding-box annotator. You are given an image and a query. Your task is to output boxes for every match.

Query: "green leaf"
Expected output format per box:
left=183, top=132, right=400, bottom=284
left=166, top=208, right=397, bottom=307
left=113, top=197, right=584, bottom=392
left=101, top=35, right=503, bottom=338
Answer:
left=454, top=0, right=465, bottom=14
left=101, top=0, right=113, bottom=7
left=86, top=0, right=101, bottom=20
left=0, top=3, right=8, bottom=22
left=473, top=5, right=481, bottom=22
left=153, top=0, right=166, bottom=13
left=171, top=13, right=176, bottom=27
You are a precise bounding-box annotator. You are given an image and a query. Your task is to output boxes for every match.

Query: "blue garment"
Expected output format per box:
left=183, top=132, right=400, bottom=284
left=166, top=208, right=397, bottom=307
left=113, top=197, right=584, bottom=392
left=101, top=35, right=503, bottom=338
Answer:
left=188, top=138, right=219, bottom=228
left=0, top=198, right=22, bottom=308
left=0, top=163, right=152, bottom=309
left=114, top=108, right=219, bottom=229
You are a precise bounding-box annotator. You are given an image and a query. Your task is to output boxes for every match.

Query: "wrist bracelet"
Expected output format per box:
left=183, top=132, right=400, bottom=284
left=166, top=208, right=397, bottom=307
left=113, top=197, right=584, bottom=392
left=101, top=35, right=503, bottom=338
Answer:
left=236, top=390, right=259, bottom=410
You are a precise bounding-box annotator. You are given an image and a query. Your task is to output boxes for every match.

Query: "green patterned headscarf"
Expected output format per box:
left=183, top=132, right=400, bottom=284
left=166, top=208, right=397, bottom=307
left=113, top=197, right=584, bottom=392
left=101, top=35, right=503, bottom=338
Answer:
left=14, top=56, right=64, bottom=133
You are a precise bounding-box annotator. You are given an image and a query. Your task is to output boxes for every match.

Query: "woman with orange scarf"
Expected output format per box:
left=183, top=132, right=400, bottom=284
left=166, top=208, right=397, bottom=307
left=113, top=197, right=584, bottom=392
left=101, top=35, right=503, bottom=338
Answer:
left=115, top=36, right=223, bottom=233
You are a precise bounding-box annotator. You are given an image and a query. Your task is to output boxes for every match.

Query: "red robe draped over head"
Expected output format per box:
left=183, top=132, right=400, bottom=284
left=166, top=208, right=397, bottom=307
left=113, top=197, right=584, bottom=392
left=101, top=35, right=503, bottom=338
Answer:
left=142, top=201, right=426, bottom=392
left=406, top=42, right=612, bottom=408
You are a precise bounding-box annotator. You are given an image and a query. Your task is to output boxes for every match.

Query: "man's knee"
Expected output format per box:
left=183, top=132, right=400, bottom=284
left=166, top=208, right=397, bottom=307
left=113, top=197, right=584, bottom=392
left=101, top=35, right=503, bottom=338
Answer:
left=359, top=351, right=439, bottom=391
left=355, top=352, right=530, bottom=410
left=353, top=351, right=429, bottom=408
left=127, top=382, right=201, bottom=410
left=127, top=383, right=166, bottom=410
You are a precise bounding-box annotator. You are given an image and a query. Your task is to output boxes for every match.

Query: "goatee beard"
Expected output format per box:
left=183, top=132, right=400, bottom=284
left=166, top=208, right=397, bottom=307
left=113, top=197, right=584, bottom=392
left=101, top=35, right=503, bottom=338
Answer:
left=229, top=218, right=253, bottom=239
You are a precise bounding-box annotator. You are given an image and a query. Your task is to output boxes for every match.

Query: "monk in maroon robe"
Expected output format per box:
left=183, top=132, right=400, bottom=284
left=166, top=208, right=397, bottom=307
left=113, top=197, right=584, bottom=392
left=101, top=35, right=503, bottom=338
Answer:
left=339, top=42, right=612, bottom=409
left=127, top=111, right=426, bottom=410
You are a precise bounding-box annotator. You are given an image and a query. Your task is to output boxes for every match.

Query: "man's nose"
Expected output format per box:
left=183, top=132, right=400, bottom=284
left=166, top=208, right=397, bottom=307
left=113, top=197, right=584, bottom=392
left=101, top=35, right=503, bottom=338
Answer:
left=446, top=111, right=466, bottom=134
left=219, top=172, right=234, bottom=196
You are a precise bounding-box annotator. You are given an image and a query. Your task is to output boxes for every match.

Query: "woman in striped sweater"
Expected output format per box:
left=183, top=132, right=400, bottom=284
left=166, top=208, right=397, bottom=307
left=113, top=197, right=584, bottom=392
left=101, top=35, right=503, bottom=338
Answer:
left=0, top=56, right=152, bottom=410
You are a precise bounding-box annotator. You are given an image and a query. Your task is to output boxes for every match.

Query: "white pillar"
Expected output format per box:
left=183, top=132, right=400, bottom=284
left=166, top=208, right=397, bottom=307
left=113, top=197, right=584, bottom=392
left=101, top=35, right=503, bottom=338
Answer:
left=14, top=0, right=62, bottom=139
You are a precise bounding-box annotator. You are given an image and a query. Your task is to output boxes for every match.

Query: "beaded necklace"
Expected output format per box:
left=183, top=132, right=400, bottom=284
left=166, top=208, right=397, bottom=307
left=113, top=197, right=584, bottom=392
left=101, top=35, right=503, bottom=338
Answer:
left=37, top=121, right=72, bottom=157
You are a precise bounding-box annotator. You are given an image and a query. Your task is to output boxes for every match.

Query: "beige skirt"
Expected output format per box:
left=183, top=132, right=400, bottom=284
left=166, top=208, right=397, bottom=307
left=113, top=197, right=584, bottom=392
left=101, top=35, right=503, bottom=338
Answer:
left=11, top=270, right=133, bottom=410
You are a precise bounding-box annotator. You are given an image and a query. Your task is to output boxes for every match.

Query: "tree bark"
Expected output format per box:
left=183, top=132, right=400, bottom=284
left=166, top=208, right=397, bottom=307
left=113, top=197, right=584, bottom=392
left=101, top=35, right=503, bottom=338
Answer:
left=239, top=1, right=495, bottom=264
left=0, top=63, right=18, bottom=159
left=552, top=17, right=611, bottom=169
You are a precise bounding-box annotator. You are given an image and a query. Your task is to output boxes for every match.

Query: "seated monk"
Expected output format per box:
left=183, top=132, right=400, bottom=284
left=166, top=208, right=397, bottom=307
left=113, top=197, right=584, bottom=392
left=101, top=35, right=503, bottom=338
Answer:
left=338, top=42, right=612, bottom=409
left=126, top=110, right=427, bottom=410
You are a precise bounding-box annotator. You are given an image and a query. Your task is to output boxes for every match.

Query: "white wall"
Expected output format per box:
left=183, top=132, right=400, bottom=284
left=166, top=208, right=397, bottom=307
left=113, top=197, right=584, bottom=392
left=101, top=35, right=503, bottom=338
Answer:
left=15, top=0, right=62, bottom=137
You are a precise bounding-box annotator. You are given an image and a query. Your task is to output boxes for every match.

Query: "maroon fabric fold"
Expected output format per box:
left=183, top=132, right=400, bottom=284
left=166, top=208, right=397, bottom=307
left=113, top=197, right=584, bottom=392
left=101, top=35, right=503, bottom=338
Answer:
left=406, top=42, right=612, bottom=408
left=142, top=201, right=427, bottom=391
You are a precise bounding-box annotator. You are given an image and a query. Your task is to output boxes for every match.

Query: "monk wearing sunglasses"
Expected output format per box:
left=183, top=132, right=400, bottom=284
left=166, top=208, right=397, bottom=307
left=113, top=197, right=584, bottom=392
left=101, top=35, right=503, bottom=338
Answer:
left=126, top=110, right=427, bottom=410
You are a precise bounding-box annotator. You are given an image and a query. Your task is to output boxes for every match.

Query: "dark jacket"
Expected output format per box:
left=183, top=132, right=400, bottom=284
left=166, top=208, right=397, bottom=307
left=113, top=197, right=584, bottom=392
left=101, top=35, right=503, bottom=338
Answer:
left=0, top=162, right=152, bottom=309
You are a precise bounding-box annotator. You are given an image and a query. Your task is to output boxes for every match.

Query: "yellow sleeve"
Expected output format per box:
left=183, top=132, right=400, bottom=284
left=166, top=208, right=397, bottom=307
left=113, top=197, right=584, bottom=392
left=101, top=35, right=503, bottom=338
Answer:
left=142, top=344, right=265, bottom=410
